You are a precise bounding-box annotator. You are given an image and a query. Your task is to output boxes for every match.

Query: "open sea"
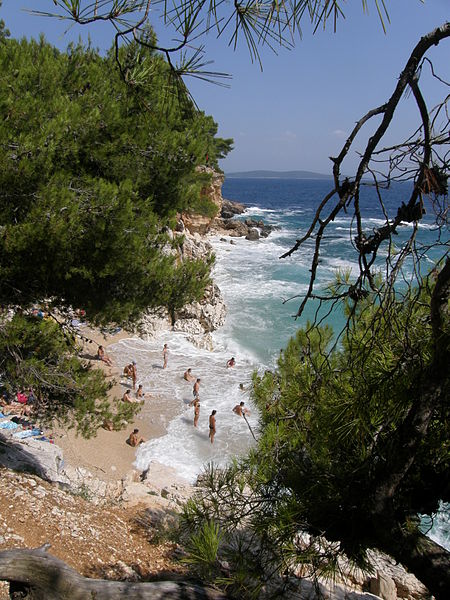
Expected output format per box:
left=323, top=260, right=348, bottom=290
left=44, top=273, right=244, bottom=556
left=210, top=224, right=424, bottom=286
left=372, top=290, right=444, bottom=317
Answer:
left=109, top=177, right=449, bottom=550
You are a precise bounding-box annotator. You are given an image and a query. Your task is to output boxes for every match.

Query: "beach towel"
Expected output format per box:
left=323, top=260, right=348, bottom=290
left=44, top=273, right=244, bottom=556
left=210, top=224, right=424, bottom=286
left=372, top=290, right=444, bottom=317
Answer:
left=13, top=428, right=42, bottom=439
left=0, top=420, right=19, bottom=430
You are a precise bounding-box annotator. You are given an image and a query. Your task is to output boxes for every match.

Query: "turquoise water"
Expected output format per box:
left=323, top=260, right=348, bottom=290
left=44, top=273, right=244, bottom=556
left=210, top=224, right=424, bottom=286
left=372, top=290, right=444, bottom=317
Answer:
left=219, top=177, right=449, bottom=551
left=220, top=177, right=443, bottom=363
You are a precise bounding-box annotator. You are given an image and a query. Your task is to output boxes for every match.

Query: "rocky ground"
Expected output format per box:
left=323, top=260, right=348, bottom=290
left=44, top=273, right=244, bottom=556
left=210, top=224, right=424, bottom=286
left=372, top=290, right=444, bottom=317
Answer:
left=0, top=466, right=189, bottom=599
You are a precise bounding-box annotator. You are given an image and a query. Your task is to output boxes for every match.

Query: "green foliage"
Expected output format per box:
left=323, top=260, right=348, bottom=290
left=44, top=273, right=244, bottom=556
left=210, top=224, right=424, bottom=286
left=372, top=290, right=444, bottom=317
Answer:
left=181, top=278, right=450, bottom=595
left=251, top=283, right=449, bottom=551
left=182, top=519, right=223, bottom=578
left=0, top=30, right=231, bottom=433
left=0, top=34, right=228, bottom=324
left=0, top=314, right=137, bottom=436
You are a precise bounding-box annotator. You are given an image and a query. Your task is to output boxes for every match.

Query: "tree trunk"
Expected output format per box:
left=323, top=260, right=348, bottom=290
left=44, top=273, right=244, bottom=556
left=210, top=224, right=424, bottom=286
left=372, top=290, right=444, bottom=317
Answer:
left=0, top=546, right=227, bottom=599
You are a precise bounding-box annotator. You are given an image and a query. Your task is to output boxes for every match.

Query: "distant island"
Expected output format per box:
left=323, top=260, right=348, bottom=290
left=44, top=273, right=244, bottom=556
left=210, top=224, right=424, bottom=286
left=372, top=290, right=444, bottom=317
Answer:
left=225, top=169, right=333, bottom=180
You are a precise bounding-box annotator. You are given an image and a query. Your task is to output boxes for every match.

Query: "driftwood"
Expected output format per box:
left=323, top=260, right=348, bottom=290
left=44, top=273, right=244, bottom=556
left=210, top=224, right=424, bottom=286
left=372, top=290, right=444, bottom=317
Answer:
left=0, top=545, right=227, bottom=599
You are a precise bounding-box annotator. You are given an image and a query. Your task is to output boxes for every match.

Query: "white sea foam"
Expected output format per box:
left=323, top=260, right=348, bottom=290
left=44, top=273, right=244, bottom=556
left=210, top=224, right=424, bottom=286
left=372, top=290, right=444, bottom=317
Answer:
left=330, top=217, right=353, bottom=226
left=323, top=256, right=360, bottom=274
left=400, top=221, right=437, bottom=231
left=243, top=206, right=276, bottom=215
left=421, top=502, right=450, bottom=552
left=108, top=332, right=260, bottom=483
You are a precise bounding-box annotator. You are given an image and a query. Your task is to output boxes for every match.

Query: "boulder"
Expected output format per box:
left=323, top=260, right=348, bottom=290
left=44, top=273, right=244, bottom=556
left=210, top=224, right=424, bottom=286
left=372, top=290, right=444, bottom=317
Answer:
left=244, top=218, right=275, bottom=238
left=174, top=283, right=227, bottom=333
left=221, top=199, right=246, bottom=219
left=137, top=307, right=172, bottom=339
left=0, top=435, right=65, bottom=483
left=218, top=219, right=248, bottom=237
left=177, top=231, right=212, bottom=261
left=246, top=227, right=260, bottom=241
left=370, top=573, right=397, bottom=600
left=172, top=318, right=204, bottom=336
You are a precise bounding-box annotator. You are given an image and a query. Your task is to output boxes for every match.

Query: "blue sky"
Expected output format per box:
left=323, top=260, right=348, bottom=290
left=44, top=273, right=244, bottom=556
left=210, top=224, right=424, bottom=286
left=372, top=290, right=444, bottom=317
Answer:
left=1, top=1, right=448, bottom=174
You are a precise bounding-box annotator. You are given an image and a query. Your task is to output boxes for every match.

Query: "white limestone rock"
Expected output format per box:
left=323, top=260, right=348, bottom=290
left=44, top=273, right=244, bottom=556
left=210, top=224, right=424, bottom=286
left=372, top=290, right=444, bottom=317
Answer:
left=174, top=283, right=227, bottom=333
left=137, top=307, right=172, bottom=339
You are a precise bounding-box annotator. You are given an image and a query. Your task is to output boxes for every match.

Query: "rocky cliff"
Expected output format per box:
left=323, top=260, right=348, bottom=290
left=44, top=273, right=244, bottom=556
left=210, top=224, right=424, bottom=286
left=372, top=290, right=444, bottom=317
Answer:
left=137, top=167, right=277, bottom=343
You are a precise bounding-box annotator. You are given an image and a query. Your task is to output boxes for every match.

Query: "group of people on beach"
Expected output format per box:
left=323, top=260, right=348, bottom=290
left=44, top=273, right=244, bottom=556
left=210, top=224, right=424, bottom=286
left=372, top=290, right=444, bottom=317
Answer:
left=1, top=388, right=36, bottom=418
left=182, top=355, right=250, bottom=444
left=116, top=340, right=250, bottom=448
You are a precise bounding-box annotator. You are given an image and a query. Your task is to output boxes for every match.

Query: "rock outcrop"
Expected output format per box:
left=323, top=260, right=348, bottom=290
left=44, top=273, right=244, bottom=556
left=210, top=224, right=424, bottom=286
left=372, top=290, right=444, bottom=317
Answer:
left=173, top=282, right=227, bottom=338
left=179, top=166, right=273, bottom=241
left=180, top=167, right=224, bottom=235
left=220, top=198, right=246, bottom=219
left=137, top=167, right=277, bottom=341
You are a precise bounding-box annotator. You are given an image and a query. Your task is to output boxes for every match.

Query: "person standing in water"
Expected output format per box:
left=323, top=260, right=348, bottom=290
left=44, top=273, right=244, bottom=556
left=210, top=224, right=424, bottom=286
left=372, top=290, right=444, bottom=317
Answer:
left=208, top=409, right=216, bottom=444
left=190, top=378, right=201, bottom=405
left=163, top=344, right=169, bottom=369
left=193, top=399, right=200, bottom=428
left=124, top=361, right=137, bottom=390
left=135, top=384, right=146, bottom=400
left=233, top=401, right=251, bottom=417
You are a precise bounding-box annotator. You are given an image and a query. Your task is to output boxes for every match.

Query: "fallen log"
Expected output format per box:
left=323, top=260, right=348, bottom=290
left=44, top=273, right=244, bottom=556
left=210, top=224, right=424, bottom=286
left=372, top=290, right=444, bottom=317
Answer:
left=0, top=545, right=227, bottom=599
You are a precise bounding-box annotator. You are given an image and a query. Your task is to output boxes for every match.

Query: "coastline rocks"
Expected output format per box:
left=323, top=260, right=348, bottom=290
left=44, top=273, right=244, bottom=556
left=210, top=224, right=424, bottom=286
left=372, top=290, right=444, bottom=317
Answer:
left=366, top=549, right=430, bottom=600
left=177, top=230, right=213, bottom=261
left=181, top=167, right=224, bottom=235
left=221, top=198, right=246, bottom=219
left=0, top=435, right=65, bottom=483
left=174, top=283, right=227, bottom=334
left=136, top=282, right=227, bottom=341
left=0, top=433, right=123, bottom=504
left=214, top=218, right=248, bottom=237
left=181, top=213, right=212, bottom=236
left=137, top=168, right=272, bottom=340
left=245, top=227, right=260, bottom=241
left=244, top=218, right=275, bottom=238
left=179, top=167, right=272, bottom=242
left=137, top=307, right=172, bottom=339
left=214, top=217, right=275, bottom=240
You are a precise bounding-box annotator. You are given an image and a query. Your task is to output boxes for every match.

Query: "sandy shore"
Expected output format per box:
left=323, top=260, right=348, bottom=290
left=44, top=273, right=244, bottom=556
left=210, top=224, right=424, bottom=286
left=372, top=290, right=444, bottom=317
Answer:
left=52, top=325, right=179, bottom=484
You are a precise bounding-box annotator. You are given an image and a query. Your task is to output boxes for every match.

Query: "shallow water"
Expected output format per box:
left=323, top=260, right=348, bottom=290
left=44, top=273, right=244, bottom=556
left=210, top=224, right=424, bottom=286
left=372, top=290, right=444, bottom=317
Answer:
left=108, top=330, right=259, bottom=483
